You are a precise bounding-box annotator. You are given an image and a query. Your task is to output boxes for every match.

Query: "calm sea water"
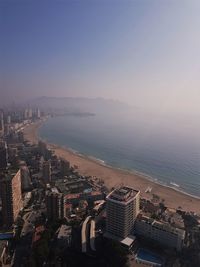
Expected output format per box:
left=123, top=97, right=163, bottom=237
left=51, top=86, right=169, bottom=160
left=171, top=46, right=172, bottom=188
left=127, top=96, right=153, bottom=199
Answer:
left=39, top=110, right=200, bottom=197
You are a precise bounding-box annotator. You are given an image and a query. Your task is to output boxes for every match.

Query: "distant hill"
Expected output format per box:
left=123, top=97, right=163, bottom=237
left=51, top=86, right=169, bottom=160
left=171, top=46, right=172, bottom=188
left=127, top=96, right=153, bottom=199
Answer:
left=24, top=96, right=132, bottom=114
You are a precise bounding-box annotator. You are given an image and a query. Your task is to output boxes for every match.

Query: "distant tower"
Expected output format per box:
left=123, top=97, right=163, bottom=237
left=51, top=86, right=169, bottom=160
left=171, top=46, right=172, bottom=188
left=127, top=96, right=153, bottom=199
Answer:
left=106, top=186, right=140, bottom=239
left=28, top=108, right=32, bottom=119
left=46, top=191, right=64, bottom=221
left=7, top=115, right=11, bottom=124
left=42, top=161, right=51, bottom=183
left=0, top=141, right=8, bottom=170
left=0, top=170, right=22, bottom=228
left=36, top=108, right=41, bottom=119
left=24, top=109, right=29, bottom=119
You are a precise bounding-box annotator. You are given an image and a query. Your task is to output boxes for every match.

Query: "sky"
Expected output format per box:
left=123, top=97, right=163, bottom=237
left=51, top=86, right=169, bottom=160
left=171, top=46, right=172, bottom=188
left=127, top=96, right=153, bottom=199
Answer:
left=0, top=0, right=200, bottom=114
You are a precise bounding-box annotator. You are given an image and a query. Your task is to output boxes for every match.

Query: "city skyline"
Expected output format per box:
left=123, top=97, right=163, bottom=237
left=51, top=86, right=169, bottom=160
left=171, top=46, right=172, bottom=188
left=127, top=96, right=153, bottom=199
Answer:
left=1, top=0, right=200, bottom=114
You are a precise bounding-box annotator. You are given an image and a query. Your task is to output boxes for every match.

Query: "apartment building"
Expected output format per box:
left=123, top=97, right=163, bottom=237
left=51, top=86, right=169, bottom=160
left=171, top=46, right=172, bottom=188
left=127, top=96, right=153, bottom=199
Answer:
left=106, top=186, right=140, bottom=239
left=46, top=191, right=64, bottom=221
left=0, top=170, right=22, bottom=228
left=135, top=214, right=185, bottom=251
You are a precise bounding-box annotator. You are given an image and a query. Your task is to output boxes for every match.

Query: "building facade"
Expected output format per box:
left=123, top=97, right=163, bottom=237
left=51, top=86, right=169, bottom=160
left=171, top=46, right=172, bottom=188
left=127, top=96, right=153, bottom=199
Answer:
left=106, top=186, right=140, bottom=239
left=42, top=161, right=51, bottom=183
left=135, top=215, right=185, bottom=251
left=0, top=170, right=22, bottom=228
left=0, top=142, right=8, bottom=170
left=36, top=108, right=41, bottom=119
left=0, top=111, right=4, bottom=137
left=60, top=158, right=70, bottom=176
left=0, top=241, right=10, bottom=267
left=46, top=191, right=64, bottom=221
left=20, top=165, right=32, bottom=192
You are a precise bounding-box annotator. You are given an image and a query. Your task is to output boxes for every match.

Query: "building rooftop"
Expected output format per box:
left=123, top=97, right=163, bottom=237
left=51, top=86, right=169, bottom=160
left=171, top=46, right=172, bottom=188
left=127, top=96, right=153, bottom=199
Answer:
left=32, top=225, right=45, bottom=243
left=0, top=240, right=7, bottom=256
left=46, top=190, right=63, bottom=198
left=137, top=215, right=185, bottom=236
left=107, top=186, right=139, bottom=203
left=65, top=203, right=72, bottom=209
left=104, top=232, right=136, bottom=248
left=65, top=191, right=103, bottom=201
left=57, top=225, right=72, bottom=239
left=0, top=170, right=20, bottom=182
left=51, top=187, right=59, bottom=194
left=65, top=193, right=80, bottom=200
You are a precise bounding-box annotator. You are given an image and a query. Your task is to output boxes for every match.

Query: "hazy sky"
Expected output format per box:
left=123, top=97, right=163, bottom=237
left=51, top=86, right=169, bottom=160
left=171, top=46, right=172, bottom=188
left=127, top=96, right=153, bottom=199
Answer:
left=0, top=0, right=200, bottom=113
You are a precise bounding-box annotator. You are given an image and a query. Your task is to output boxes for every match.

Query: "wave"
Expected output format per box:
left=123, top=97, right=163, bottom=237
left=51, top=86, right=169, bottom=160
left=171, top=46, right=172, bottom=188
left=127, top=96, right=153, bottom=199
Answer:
left=170, top=182, right=180, bottom=188
left=64, top=147, right=79, bottom=154
left=87, top=155, right=106, bottom=165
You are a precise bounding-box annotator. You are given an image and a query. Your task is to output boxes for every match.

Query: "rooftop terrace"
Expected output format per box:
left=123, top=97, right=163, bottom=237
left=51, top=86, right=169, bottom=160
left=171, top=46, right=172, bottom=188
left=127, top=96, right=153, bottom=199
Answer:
left=137, top=215, right=185, bottom=236
left=107, top=186, right=139, bottom=203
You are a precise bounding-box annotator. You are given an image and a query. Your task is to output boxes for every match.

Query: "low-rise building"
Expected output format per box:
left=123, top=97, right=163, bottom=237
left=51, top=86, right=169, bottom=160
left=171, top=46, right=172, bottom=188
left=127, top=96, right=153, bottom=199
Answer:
left=135, top=214, right=185, bottom=251
left=65, top=191, right=104, bottom=205
left=32, top=225, right=45, bottom=243
left=57, top=225, right=72, bottom=249
left=163, top=209, right=185, bottom=229
left=23, top=192, right=32, bottom=208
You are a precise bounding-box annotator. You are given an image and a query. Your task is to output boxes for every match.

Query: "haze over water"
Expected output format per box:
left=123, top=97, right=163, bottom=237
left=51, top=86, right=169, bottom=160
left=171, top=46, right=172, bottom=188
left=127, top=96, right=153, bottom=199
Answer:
left=39, top=109, right=200, bottom=198
left=3, top=0, right=200, bottom=198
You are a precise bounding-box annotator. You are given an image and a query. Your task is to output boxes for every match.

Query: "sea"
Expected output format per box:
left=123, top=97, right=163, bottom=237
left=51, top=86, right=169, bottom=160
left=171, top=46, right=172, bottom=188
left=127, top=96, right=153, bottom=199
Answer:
left=38, top=109, right=200, bottom=198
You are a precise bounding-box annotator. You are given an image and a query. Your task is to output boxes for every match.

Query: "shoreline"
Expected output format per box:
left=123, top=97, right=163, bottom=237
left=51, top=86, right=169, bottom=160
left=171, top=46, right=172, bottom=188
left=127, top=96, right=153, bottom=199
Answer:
left=23, top=120, right=200, bottom=214
left=56, top=146, right=200, bottom=201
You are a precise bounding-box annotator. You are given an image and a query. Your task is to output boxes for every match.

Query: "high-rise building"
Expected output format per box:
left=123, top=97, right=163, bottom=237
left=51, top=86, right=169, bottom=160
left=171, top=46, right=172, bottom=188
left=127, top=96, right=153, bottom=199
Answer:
left=60, top=158, right=70, bottom=176
left=28, top=108, right=32, bottom=119
left=38, top=141, right=47, bottom=155
left=46, top=191, right=64, bottom=221
left=4, top=124, right=10, bottom=136
left=0, top=170, right=22, bottom=228
left=38, top=141, right=51, bottom=160
left=0, top=111, right=4, bottom=137
left=0, top=141, right=8, bottom=170
left=20, top=165, right=32, bottom=192
left=36, top=108, right=41, bottom=119
left=18, top=131, right=24, bottom=143
left=7, top=147, right=17, bottom=165
left=106, top=186, right=140, bottom=239
left=24, top=109, right=29, bottom=120
left=7, top=115, right=11, bottom=124
left=42, top=161, right=51, bottom=182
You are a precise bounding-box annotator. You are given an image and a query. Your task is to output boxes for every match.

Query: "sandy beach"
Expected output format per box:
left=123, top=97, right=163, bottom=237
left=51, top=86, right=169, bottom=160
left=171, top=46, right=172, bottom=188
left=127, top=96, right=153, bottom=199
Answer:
left=23, top=121, right=200, bottom=214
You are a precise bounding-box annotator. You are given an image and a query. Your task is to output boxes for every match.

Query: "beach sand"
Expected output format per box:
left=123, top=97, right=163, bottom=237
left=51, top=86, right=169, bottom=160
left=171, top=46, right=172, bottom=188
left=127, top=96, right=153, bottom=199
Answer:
left=23, top=121, right=200, bottom=214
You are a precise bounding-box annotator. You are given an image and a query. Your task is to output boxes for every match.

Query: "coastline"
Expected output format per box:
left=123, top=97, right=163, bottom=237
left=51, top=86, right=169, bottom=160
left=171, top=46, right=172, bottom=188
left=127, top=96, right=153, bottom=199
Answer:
left=23, top=120, right=200, bottom=214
